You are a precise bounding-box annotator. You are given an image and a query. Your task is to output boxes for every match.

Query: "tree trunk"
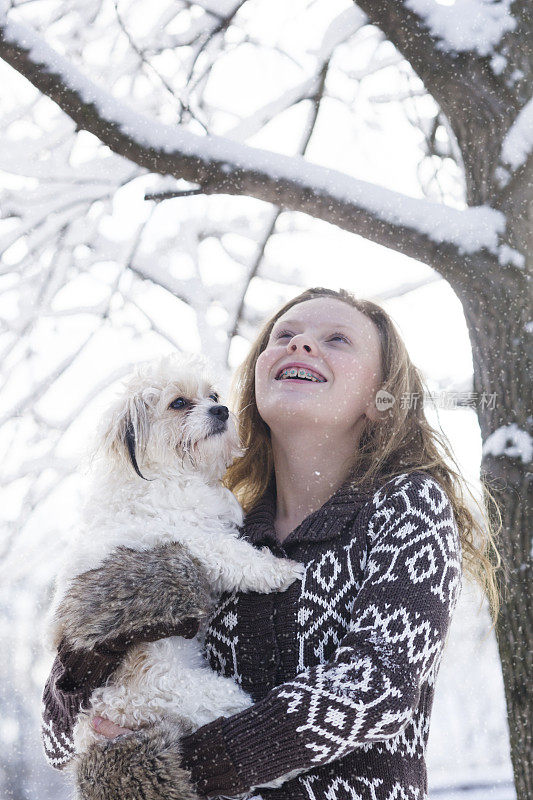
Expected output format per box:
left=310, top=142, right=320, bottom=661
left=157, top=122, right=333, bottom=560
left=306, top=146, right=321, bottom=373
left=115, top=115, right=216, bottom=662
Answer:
left=434, top=190, right=531, bottom=796
left=489, top=470, right=532, bottom=800
left=466, top=271, right=532, bottom=799
left=482, top=147, right=533, bottom=800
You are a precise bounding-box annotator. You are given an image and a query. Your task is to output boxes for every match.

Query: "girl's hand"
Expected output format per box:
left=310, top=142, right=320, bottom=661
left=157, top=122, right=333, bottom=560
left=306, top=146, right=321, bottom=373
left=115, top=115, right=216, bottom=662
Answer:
left=92, top=716, right=133, bottom=738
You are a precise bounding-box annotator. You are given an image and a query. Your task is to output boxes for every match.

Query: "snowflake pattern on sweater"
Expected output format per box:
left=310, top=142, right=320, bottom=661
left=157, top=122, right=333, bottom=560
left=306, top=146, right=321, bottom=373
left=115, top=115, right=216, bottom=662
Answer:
left=284, top=473, right=459, bottom=761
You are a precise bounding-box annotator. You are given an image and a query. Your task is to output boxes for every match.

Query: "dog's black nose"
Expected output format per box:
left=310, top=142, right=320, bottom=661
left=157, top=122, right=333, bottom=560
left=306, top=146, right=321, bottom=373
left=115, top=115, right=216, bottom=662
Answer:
left=209, top=404, right=229, bottom=422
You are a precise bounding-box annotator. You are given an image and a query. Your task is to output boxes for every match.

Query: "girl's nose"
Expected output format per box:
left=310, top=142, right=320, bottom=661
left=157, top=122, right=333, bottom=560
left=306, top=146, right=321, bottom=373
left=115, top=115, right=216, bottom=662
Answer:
left=288, top=334, right=314, bottom=353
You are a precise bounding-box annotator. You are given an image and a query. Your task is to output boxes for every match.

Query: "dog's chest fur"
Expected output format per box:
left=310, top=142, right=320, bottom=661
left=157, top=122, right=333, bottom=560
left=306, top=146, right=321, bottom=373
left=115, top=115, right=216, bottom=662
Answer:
left=47, top=472, right=243, bottom=648
left=68, top=475, right=241, bottom=575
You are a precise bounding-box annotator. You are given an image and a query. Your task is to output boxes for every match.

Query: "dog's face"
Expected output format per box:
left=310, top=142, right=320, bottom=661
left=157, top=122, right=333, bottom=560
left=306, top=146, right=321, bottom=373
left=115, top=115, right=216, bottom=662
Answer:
left=99, top=353, right=242, bottom=482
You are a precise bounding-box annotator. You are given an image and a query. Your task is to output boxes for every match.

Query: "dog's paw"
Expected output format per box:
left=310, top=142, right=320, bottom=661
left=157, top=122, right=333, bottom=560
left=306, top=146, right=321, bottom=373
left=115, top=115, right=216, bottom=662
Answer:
left=256, top=549, right=305, bottom=592
left=272, top=556, right=306, bottom=590
left=73, top=719, right=199, bottom=800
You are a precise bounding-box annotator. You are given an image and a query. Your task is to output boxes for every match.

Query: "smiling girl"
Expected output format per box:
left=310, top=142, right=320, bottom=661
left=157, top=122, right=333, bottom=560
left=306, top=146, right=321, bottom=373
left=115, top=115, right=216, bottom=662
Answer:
left=41, top=286, right=500, bottom=800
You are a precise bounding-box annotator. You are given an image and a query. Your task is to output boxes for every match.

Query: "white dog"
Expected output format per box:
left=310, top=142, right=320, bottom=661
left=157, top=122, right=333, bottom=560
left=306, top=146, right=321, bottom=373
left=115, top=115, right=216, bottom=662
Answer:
left=46, top=352, right=304, bottom=768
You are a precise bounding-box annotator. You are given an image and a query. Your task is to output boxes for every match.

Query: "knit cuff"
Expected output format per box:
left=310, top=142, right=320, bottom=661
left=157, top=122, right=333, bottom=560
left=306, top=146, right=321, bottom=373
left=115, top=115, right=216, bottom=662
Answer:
left=179, top=716, right=246, bottom=798
left=219, top=696, right=304, bottom=788
left=182, top=692, right=311, bottom=796
left=179, top=695, right=303, bottom=798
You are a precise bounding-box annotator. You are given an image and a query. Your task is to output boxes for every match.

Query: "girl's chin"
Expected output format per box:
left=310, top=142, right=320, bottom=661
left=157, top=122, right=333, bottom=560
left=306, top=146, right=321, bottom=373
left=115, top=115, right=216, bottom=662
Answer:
left=271, top=390, right=325, bottom=404
left=261, top=400, right=330, bottom=427
left=273, top=380, right=328, bottom=391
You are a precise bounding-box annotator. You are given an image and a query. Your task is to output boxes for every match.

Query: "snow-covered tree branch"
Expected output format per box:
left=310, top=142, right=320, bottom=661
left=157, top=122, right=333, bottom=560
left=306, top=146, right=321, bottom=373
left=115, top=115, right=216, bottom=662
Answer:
left=0, top=10, right=508, bottom=278
left=355, top=0, right=530, bottom=203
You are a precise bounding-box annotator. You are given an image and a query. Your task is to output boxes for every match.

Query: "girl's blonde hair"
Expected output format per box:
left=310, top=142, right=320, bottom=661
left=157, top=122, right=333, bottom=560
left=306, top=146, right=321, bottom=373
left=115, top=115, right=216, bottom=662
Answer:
left=224, top=287, right=502, bottom=623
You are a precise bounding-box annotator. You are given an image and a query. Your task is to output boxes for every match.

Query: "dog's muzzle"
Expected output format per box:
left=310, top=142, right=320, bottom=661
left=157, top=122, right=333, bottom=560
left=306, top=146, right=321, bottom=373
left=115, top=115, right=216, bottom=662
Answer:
left=208, top=404, right=229, bottom=435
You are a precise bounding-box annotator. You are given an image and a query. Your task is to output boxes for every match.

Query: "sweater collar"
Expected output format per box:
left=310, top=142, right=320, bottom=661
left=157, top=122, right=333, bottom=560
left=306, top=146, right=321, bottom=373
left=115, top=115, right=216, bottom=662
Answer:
left=241, top=474, right=377, bottom=548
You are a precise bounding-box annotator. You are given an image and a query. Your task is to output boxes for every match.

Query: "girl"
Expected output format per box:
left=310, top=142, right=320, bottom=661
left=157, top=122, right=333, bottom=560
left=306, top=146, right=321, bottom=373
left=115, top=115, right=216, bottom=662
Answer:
left=41, top=287, right=500, bottom=800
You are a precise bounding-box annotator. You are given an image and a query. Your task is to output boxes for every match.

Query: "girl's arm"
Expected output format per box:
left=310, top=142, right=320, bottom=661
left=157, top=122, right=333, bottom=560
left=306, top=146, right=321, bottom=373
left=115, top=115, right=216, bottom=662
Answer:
left=40, top=542, right=210, bottom=769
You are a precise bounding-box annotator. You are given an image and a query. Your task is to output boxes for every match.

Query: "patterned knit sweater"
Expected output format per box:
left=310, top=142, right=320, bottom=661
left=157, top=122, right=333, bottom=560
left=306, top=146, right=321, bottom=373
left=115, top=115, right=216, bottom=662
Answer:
left=41, top=470, right=462, bottom=800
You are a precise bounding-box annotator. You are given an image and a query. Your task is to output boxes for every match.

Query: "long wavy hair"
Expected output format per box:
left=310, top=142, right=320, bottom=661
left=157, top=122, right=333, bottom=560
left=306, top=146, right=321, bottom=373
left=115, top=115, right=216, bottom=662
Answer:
left=224, top=286, right=502, bottom=624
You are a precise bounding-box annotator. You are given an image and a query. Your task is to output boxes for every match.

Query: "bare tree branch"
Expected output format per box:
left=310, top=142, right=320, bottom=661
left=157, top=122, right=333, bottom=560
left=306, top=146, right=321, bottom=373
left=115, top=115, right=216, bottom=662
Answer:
left=0, top=332, right=94, bottom=428
left=144, top=187, right=205, bottom=201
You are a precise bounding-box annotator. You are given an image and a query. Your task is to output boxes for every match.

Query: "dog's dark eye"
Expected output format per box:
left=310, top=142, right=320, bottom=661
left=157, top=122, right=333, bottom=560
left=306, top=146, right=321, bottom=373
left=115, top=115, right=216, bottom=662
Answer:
left=209, top=393, right=219, bottom=403
left=169, top=397, right=189, bottom=410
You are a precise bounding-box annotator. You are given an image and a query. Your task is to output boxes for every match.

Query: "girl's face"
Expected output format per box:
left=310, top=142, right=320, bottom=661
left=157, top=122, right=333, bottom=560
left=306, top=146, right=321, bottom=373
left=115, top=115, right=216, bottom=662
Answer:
left=255, top=298, right=383, bottom=436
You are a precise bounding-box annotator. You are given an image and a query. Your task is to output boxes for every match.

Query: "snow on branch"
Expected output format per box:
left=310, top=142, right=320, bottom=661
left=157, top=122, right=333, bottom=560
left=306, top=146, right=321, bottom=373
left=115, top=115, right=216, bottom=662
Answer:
left=482, top=423, right=533, bottom=465
left=404, top=0, right=515, bottom=56
left=501, top=96, right=533, bottom=172
left=355, top=0, right=520, bottom=170
left=190, top=0, right=239, bottom=16
left=312, top=6, right=367, bottom=62
left=0, top=13, right=506, bottom=274
left=224, top=76, right=322, bottom=142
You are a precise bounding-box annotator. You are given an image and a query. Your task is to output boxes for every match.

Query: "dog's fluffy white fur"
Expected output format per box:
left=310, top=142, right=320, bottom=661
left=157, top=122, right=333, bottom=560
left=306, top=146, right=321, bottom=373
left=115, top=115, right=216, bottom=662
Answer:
left=46, top=352, right=304, bottom=755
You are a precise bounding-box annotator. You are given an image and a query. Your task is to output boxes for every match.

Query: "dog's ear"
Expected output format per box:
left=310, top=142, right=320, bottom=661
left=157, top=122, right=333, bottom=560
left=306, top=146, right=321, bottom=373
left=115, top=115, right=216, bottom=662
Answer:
left=100, top=390, right=154, bottom=480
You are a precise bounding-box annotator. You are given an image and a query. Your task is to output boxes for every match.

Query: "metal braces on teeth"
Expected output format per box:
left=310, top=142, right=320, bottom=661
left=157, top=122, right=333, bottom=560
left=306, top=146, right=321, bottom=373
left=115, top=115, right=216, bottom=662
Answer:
left=279, top=368, right=323, bottom=382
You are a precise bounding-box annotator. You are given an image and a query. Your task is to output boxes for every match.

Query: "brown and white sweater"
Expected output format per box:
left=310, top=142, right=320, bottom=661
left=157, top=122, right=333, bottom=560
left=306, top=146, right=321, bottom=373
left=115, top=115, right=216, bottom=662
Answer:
left=41, top=470, right=462, bottom=800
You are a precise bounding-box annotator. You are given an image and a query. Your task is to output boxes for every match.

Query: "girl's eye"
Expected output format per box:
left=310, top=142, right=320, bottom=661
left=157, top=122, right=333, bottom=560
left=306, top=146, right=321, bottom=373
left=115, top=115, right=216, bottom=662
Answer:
left=329, top=334, right=350, bottom=343
left=274, top=330, right=350, bottom=343
left=209, top=393, right=219, bottom=402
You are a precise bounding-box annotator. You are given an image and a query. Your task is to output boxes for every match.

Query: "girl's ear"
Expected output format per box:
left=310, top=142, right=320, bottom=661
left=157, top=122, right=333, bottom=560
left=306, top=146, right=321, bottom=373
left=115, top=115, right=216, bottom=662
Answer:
left=100, top=391, right=153, bottom=480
